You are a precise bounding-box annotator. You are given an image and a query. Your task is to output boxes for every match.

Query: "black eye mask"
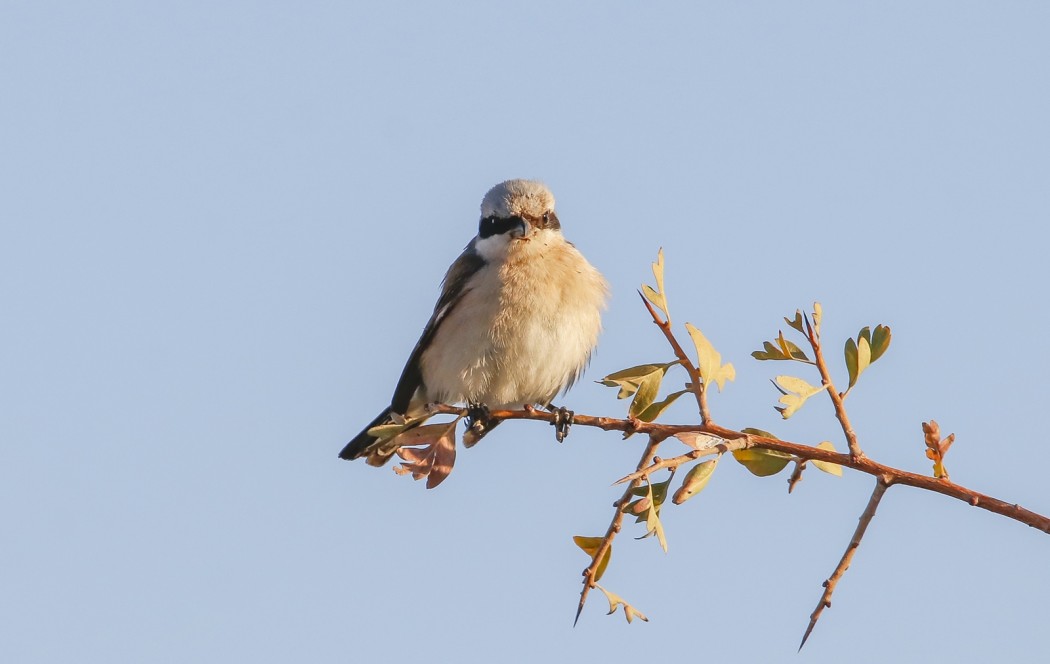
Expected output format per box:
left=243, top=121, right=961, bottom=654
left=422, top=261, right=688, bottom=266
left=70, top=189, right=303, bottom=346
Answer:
left=478, top=215, right=527, bottom=239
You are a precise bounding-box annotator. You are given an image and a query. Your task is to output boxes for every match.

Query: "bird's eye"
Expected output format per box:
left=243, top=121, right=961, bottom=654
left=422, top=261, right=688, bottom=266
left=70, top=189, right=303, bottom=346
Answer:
left=478, top=215, right=525, bottom=239
left=542, top=212, right=550, bottom=225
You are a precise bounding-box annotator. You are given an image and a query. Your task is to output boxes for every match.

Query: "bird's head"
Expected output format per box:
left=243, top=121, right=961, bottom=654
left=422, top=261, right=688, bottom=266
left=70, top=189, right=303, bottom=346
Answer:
left=475, top=179, right=562, bottom=260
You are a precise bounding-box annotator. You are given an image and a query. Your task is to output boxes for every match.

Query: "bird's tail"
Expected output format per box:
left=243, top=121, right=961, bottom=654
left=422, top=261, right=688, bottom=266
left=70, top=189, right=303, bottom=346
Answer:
left=339, top=408, right=398, bottom=465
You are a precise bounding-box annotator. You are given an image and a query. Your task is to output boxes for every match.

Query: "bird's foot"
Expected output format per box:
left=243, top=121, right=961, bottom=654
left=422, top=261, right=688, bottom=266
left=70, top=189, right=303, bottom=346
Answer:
left=548, top=405, right=574, bottom=443
left=464, top=403, right=493, bottom=448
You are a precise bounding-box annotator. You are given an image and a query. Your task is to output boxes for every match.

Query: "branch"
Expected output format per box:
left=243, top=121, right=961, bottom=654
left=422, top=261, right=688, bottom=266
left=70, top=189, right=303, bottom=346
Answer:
left=425, top=404, right=1050, bottom=534
left=799, top=475, right=892, bottom=650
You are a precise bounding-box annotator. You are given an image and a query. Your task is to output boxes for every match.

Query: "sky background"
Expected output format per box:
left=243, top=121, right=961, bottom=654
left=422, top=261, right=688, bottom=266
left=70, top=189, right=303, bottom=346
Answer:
left=3, top=2, right=1048, bottom=662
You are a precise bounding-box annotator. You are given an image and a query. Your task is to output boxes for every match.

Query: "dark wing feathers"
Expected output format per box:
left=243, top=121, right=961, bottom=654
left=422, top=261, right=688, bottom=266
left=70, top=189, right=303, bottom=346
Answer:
left=389, top=243, right=485, bottom=414
left=340, top=243, right=486, bottom=463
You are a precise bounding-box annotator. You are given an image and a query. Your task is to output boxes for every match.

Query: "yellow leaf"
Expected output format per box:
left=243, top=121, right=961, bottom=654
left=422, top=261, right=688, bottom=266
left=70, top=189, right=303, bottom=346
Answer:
left=672, top=458, right=718, bottom=504
left=646, top=504, right=667, bottom=553
left=846, top=325, right=888, bottom=390
left=752, top=337, right=810, bottom=362
left=629, top=370, right=663, bottom=418
left=652, top=248, right=665, bottom=292
left=773, top=375, right=824, bottom=419
left=595, top=585, right=649, bottom=624
left=685, top=322, right=736, bottom=392
left=642, top=249, right=669, bottom=322
left=636, top=389, right=687, bottom=422
left=775, top=375, right=819, bottom=395
left=856, top=335, right=871, bottom=379
left=844, top=337, right=860, bottom=388
left=740, top=427, right=780, bottom=440
left=624, top=604, right=649, bottom=624
left=870, top=324, right=892, bottom=362
left=598, top=362, right=675, bottom=400
left=626, top=480, right=668, bottom=552
left=785, top=310, right=805, bottom=333
left=811, top=441, right=843, bottom=476
left=572, top=536, right=612, bottom=581
left=732, top=448, right=792, bottom=476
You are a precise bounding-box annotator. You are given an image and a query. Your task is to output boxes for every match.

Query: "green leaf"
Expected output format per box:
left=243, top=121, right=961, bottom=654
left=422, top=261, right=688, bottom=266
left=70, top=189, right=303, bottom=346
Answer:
left=672, top=458, right=718, bottom=504
left=740, top=427, right=780, bottom=440
left=732, top=448, right=792, bottom=476
left=857, top=335, right=871, bottom=377
left=642, top=481, right=668, bottom=552
left=811, top=441, right=843, bottom=476
left=572, top=536, right=612, bottom=582
left=625, top=478, right=669, bottom=552
left=636, top=389, right=688, bottom=422
left=642, top=249, right=669, bottom=322
left=784, top=310, right=805, bottom=333
left=844, top=337, right=859, bottom=388
left=777, top=330, right=810, bottom=361
left=628, top=370, right=663, bottom=419
left=685, top=323, right=736, bottom=392
left=773, top=374, right=824, bottom=419
left=752, top=332, right=811, bottom=362
left=598, top=362, right=675, bottom=400
left=627, top=477, right=669, bottom=511
left=845, top=329, right=874, bottom=388
left=870, top=324, right=892, bottom=362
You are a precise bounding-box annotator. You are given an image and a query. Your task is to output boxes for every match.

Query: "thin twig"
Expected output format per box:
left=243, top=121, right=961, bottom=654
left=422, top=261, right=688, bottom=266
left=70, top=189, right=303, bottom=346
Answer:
left=574, top=435, right=663, bottom=625
left=615, top=437, right=748, bottom=485
left=787, top=459, right=807, bottom=494
left=807, top=321, right=865, bottom=459
left=638, top=292, right=712, bottom=423
left=799, top=476, right=892, bottom=650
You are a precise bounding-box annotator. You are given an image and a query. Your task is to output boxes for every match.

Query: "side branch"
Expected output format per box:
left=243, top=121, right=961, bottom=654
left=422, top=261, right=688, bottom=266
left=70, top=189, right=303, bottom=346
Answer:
left=639, top=292, right=712, bottom=423
left=799, top=475, right=892, bottom=650
left=808, top=322, right=864, bottom=459
left=575, top=435, right=663, bottom=625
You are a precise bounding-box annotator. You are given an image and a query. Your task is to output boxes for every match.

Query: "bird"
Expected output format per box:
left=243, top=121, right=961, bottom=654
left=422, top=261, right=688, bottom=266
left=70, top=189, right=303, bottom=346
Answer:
left=340, top=179, right=609, bottom=466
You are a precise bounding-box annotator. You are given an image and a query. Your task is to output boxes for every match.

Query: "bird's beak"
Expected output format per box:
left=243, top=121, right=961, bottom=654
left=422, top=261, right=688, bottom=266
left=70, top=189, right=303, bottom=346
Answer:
left=510, top=217, right=529, bottom=239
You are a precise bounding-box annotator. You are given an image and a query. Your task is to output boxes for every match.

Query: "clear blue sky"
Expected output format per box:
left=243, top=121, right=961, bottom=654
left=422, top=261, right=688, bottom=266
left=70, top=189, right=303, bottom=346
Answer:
left=3, top=2, right=1048, bottom=662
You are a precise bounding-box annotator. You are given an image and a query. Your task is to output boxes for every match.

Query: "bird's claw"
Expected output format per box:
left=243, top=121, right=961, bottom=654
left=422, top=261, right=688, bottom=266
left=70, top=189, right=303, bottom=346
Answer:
left=550, top=406, right=574, bottom=443
left=464, top=403, right=492, bottom=448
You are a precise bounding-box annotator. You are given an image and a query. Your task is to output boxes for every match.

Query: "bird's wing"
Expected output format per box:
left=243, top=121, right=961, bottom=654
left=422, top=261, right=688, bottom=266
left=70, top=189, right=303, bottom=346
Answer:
left=389, top=242, right=485, bottom=414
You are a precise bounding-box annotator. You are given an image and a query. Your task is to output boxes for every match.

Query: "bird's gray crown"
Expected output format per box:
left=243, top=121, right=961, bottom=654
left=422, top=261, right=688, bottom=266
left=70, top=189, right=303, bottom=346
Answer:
left=480, top=179, right=555, bottom=219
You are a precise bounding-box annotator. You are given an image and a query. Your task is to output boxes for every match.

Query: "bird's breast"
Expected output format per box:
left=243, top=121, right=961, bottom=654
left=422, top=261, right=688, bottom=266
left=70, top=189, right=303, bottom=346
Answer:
left=420, top=234, right=607, bottom=408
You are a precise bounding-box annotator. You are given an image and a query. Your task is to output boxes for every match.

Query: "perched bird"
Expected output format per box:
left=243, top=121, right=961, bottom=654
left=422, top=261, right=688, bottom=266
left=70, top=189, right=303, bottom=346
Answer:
left=340, top=179, right=609, bottom=466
